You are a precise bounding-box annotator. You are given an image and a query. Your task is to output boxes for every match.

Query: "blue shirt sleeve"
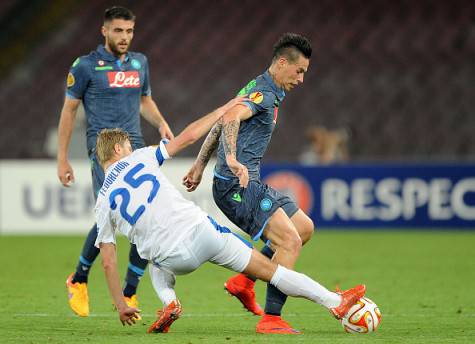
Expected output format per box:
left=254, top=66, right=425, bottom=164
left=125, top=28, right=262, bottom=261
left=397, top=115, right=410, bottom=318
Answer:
left=242, top=91, right=275, bottom=116
left=142, top=56, right=152, bottom=96
left=66, top=57, right=90, bottom=99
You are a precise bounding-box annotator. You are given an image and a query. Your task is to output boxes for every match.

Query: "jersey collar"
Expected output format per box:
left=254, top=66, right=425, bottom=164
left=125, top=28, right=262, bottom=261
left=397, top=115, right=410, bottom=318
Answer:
left=263, top=71, right=285, bottom=100
left=96, top=44, right=130, bottom=63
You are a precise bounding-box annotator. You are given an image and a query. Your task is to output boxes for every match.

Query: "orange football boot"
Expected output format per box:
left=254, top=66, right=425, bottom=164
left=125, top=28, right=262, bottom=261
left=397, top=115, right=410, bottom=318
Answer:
left=256, top=314, right=301, bottom=334
left=224, top=274, right=264, bottom=316
left=147, top=300, right=182, bottom=333
left=330, top=284, right=366, bottom=319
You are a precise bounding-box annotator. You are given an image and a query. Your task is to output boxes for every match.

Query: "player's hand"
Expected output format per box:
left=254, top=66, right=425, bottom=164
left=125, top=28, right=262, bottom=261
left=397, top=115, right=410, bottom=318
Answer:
left=182, top=164, right=204, bottom=192
left=57, top=160, right=75, bottom=187
left=226, top=158, right=249, bottom=188
left=118, top=306, right=141, bottom=326
left=159, top=122, right=175, bottom=140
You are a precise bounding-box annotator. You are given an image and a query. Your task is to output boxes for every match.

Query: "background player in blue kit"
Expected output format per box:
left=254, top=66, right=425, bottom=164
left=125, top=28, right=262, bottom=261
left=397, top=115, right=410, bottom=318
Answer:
left=183, top=33, right=315, bottom=334
left=57, top=6, right=174, bottom=317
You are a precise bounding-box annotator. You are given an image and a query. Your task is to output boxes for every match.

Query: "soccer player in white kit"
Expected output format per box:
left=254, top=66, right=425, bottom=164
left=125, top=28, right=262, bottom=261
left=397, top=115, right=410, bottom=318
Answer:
left=93, top=97, right=366, bottom=333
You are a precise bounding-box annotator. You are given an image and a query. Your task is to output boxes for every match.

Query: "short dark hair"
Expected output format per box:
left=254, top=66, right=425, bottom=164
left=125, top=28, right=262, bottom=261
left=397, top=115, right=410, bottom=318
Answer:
left=272, top=33, right=312, bottom=63
left=104, top=6, right=136, bottom=23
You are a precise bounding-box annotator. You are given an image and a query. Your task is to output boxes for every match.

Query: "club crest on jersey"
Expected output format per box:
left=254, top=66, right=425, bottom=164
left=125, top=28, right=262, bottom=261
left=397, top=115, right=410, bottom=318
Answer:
left=98, top=60, right=105, bottom=66
left=131, top=59, right=141, bottom=69
left=107, top=71, right=140, bottom=88
left=67, top=72, right=75, bottom=87
left=260, top=198, right=273, bottom=211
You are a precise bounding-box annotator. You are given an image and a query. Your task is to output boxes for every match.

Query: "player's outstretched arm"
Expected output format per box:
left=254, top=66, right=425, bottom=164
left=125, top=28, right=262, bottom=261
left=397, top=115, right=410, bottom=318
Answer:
left=182, top=121, right=223, bottom=192
left=99, top=242, right=140, bottom=326
left=140, top=95, right=174, bottom=140
left=222, top=105, right=253, bottom=187
left=165, top=96, right=247, bottom=157
left=57, top=97, right=81, bottom=187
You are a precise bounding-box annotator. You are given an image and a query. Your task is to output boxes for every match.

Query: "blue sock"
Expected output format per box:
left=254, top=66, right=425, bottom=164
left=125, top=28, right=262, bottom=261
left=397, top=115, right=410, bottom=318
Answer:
left=261, top=245, right=288, bottom=316
left=73, top=224, right=100, bottom=284
left=123, top=244, right=147, bottom=297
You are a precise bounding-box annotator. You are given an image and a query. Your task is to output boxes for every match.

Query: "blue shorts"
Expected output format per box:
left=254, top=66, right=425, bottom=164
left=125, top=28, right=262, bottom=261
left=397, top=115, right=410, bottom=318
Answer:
left=212, top=176, right=299, bottom=241
left=89, top=149, right=104, bottom=201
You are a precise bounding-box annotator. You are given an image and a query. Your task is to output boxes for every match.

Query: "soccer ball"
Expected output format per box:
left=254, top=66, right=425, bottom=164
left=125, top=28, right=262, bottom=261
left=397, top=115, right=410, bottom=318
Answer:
left=340, top=297, right=381, bottom=333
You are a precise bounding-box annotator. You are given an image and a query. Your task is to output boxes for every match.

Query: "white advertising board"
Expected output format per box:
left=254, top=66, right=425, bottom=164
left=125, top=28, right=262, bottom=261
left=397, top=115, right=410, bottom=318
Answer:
left=0, top=159, right=234, bottom=234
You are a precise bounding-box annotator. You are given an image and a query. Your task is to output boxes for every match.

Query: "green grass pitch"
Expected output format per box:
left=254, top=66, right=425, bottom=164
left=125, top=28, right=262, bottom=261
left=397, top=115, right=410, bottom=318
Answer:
left=1, top=231, right=474, bottom=343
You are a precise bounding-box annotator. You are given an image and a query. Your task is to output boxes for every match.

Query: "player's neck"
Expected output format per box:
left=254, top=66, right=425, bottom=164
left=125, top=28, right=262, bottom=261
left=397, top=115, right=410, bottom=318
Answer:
left=267, top=67, right=283, bottom=89
left=103, top=159, right=116, bottom=172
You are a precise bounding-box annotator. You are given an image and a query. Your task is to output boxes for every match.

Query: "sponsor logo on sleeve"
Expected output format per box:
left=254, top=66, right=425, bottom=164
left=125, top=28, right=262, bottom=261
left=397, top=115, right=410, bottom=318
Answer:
left=67, top=72, right=75, bottom=87
left=249, top=91, right=264, bottom=104
left=107, top=71, right=141, bottom=88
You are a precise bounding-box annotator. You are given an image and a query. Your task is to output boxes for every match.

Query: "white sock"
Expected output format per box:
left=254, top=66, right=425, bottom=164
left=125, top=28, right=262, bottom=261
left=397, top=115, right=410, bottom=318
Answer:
left=149, top=264, right=177, bottom=306
left=270, top=265, right=341, bottom=309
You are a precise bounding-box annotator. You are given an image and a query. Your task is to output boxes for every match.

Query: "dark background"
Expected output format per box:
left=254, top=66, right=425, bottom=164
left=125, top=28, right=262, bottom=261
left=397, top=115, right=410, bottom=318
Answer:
left=0, top=0, right=474, bottom=161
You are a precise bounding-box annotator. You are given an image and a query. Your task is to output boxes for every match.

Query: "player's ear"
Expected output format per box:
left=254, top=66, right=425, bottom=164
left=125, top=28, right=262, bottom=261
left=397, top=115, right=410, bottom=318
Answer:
left=113, top=143, right=121, bottom=154
left=101, top=25, right=107, bottom=38
left=277, top=57, right=288, bottom=69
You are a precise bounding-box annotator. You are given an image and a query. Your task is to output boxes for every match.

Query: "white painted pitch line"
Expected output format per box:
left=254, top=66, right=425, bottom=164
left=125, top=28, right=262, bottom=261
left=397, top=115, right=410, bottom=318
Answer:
left=12, top=312, right=475, bottom=318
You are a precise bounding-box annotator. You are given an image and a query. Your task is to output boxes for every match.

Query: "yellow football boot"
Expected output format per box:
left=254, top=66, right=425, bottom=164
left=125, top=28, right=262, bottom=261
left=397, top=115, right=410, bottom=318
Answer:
left=66, top=273, right=89, bottom=317
left=124, top=294, right=142, bottom=320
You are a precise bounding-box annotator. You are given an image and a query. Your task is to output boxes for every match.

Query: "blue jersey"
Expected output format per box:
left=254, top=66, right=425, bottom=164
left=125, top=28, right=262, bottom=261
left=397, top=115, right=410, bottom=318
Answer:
left=215, top=71, right=285, bottom=180
left=66, top=45, right=151, bottom=152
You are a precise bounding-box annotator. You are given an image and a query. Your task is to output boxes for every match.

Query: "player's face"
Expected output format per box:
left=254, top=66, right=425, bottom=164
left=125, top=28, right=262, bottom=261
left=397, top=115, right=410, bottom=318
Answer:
left=279, top=55, right=309, bottom=92
left=102, top=19, right=135, bottom=56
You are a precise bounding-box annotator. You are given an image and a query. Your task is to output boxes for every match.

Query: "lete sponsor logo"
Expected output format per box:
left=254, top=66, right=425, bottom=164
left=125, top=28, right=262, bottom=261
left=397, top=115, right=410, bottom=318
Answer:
left=107, top=71, right=140, bottom=88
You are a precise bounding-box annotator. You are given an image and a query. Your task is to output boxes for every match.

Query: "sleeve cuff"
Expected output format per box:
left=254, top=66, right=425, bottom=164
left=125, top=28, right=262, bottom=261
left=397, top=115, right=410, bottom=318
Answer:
left=156, top=140, right=171, bottom=166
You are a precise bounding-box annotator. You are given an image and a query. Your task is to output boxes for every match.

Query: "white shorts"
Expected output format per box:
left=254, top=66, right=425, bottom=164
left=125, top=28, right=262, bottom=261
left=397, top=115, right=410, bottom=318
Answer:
left=153, top=218, right=252, bottom=276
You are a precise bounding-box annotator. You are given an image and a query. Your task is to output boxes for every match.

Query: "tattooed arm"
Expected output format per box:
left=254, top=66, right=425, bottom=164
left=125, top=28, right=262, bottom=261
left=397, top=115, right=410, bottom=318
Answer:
left=221, top=105, right=253, bottom=187
left=183, top=120, right=223, bottom=192
left=183, top=103, right=253, bottom=190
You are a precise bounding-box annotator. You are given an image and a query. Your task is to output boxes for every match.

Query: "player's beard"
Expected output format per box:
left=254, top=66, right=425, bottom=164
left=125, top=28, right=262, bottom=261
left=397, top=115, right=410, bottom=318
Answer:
left=108, top=39, right=129, bottom=57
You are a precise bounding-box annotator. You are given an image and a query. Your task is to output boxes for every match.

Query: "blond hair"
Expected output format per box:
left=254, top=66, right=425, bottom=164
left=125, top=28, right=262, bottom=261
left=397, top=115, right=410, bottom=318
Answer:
left=96, top=128, right=130, bottom=167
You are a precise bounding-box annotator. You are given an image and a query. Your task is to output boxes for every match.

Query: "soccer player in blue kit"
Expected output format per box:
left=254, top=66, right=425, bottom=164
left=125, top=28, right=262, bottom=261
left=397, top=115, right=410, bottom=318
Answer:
left=57, top=6, right=174, bottom=317
left=183, top=33, right=346, bottom=334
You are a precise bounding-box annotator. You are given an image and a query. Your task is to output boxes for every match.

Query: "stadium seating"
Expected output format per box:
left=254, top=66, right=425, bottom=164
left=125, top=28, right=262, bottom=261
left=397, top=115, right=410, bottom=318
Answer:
left=0, top=0, right=474, bottom=160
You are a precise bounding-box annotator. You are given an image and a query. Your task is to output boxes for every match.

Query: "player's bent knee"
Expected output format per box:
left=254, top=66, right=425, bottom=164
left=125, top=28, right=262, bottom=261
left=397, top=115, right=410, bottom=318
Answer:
left=292, top=211, right=315, bottom=244
left=301, top=219, right=314, bottom=243
left=281, top=231, right=302, bottom=256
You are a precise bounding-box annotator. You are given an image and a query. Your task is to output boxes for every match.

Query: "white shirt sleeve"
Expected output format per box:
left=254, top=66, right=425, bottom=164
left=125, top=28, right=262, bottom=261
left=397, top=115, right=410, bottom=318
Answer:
left=94, top=203, right=116, bottom=248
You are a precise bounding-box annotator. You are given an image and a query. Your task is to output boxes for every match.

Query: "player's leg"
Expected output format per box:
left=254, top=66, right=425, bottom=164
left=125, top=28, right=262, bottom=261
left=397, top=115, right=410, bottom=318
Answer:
left=215, top=179, right=294, bottom=317
left=210, top=229, right=365, bottom=325
left=257, top=208, right=315, bottom=325
left=243, top=250, right=366, bottom=319
left=66, top=151, right=105, bottom=316
left=147, top=218, right=231, bottom=333
left=290, top=209, right=315, bottom=245
left=252, top=208, right=306, bottom=333
left=147, top=264, right=182, bottom=333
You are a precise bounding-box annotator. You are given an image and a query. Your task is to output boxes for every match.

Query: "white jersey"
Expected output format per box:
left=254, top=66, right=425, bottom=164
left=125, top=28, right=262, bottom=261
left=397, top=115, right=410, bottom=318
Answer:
left=94, top=142, right=208, bottom=262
